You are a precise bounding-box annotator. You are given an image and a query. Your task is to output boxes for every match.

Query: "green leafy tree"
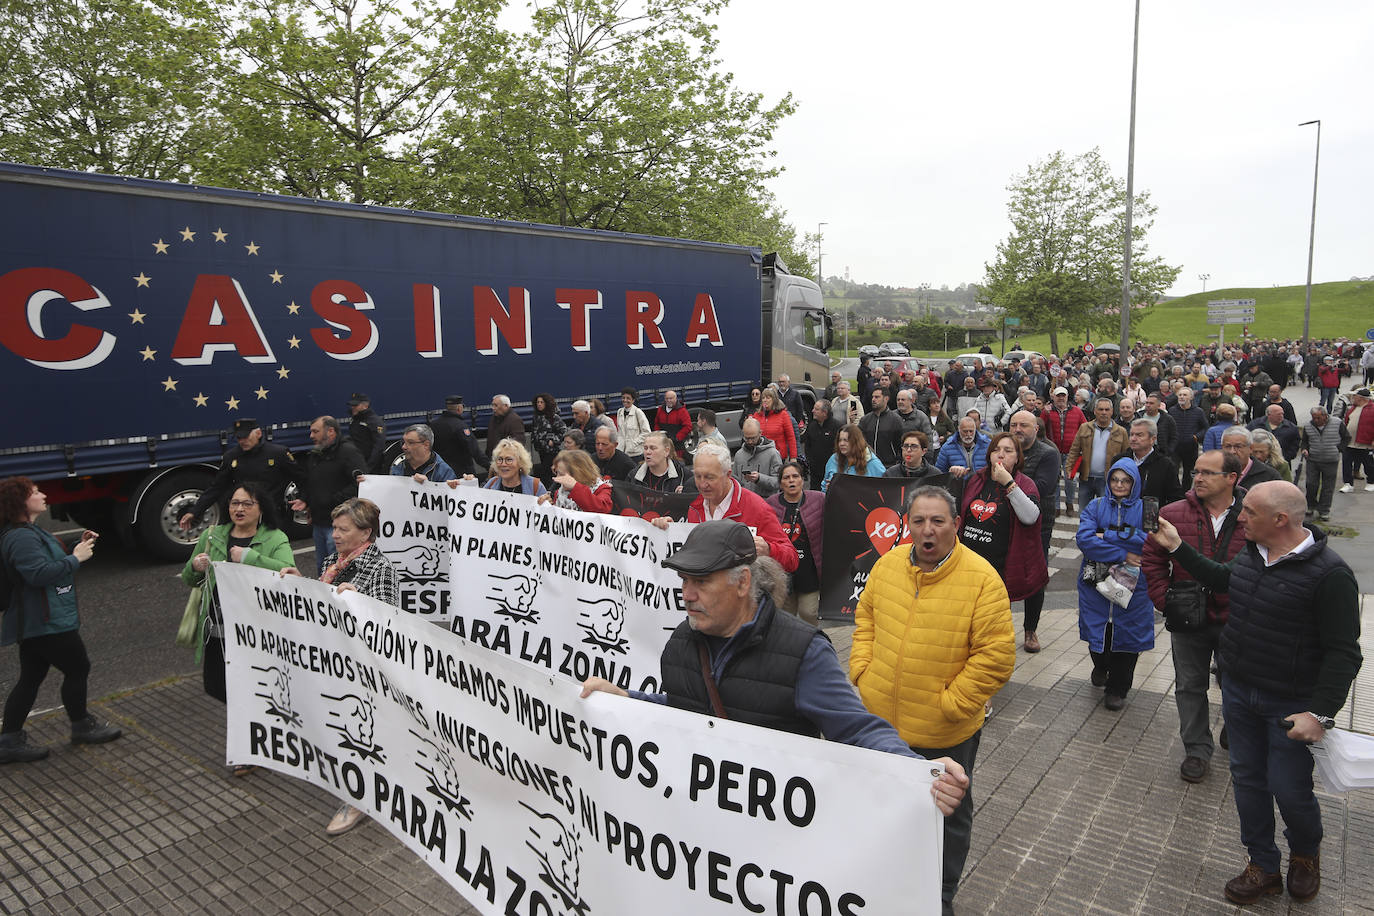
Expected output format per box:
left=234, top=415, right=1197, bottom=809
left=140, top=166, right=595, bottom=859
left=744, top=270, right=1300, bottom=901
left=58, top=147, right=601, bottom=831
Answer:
left=424, top=0, right=807, bottom=267
left=0, top=0, right=221, bottom=179
left=982, top=148, right=1180, bottom=354
left=204, top=0, right=505, bottom=204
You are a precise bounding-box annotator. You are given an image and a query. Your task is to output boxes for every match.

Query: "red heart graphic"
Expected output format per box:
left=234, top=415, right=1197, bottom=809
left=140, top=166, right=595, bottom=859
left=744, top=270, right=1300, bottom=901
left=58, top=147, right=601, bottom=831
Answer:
left=865, top=507, right=904, bottom=553
left=969, top=499, right=997, bottom=522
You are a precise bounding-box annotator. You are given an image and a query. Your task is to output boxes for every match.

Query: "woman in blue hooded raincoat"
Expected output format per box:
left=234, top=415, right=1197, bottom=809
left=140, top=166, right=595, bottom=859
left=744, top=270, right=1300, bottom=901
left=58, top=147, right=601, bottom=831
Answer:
left=1076, top=456, right=1155, bottom=710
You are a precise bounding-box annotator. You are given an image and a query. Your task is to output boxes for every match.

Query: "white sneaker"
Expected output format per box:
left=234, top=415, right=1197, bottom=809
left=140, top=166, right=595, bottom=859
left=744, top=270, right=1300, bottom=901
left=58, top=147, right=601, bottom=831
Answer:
left=1340, top=484, right=1355, bottom=493
left=1365, top=484, right=1374, bottom=492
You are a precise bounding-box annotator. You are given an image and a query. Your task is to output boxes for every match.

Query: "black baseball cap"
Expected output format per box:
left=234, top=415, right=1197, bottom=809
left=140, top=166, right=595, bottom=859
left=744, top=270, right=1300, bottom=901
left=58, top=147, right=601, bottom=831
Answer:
left=662, top=521, right=756, bottom=575
left=444, top=395, right=464, bottom=406
left=347, top=393, right=370, bottom=406
left=230, top=418, right=258, bottom=437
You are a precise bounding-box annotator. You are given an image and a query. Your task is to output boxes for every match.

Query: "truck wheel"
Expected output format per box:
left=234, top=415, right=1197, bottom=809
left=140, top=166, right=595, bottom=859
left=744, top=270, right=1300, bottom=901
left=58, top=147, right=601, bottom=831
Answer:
left=137, top=470, right=218, bottom=561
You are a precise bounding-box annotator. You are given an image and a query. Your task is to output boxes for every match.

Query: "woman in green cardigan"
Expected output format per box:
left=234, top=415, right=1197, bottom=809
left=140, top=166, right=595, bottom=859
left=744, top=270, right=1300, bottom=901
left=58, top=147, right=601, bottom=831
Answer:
left=181, top=481, right=295, bottom=718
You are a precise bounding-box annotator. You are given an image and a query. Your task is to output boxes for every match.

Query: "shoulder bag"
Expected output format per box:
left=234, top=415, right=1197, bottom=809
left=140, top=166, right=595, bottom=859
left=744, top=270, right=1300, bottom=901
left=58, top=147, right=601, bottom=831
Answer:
left=1162, top=516, right=1235, bottom=633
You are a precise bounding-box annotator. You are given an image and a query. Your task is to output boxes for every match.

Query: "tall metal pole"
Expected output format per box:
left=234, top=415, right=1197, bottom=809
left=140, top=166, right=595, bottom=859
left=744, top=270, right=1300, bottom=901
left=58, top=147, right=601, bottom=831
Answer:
left=1120, top=0, right=1140, bottom=358
left=1299, top=120, right=1321, bottom=346
left=816, top=221, right=828, bottom=287
left=1198, top=272, right=1210, bottom=292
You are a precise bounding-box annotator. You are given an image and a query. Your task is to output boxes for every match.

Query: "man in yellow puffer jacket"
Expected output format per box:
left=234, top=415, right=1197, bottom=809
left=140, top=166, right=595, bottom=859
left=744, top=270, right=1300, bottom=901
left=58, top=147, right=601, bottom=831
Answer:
left=850, top=484, right=1015, bottom=916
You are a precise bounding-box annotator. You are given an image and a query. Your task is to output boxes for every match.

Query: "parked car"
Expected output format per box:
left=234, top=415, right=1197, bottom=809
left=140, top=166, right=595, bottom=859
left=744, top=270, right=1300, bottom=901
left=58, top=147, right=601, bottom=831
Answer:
left=1004, top=350, right=1045, bottom=364
left=954, top=353, right=997, bottom=372
left=876, top=341, right=910, bottom=357
left=858, top=345, right=881, bottom=358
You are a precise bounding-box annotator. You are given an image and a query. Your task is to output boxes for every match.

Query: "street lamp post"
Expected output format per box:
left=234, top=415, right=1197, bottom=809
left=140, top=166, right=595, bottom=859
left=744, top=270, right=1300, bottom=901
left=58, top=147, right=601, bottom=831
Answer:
left=816, top=221, right=828, bottom=287
left=1198, top=272, right=1210, bottom=292
left=1299, top=120, right=1320, bottom=346
left=1119, top=0, right=1141, bottom=357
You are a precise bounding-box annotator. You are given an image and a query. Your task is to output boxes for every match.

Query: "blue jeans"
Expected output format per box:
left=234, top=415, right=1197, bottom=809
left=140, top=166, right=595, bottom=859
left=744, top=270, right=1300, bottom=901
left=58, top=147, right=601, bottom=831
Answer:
left=312, top=524, right=334, bottom=575
left=1319, top=387, right=1337, bottom=413
left=1220, top=675, right=1322, bottom=872
left=1081, top=475, right=1106, bottom=503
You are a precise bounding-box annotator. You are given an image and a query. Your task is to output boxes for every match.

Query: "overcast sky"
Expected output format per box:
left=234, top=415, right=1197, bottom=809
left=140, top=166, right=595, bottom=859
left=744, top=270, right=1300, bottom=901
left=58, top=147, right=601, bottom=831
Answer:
left=712, top=0, right=1372, bottom=296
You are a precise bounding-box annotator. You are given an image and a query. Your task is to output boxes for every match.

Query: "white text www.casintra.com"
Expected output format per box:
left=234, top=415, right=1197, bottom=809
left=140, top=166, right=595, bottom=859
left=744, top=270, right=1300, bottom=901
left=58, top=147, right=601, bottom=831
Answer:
left=633, top=360, right=721, bottom=375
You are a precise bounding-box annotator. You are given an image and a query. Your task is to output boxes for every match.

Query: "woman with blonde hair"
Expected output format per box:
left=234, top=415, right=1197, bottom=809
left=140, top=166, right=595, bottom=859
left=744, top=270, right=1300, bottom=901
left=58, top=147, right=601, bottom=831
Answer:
left=1248, top=428, right=1292, bottom=482
left=539, top=448, right=612, bottom=513
left=822, top=424, right=884, bottom=492
left=483, top=438, right=546, bottom=496
left=281, top=496, right=399, bottom=835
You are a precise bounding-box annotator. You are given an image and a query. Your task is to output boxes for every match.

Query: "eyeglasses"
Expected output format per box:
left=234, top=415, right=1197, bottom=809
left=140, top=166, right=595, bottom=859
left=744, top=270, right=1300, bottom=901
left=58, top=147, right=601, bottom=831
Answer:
left=494, top=456, right=517, bottom=464
left=901, top=442, right=923, bottom=450
left=228, top=500, right=257, bottom=509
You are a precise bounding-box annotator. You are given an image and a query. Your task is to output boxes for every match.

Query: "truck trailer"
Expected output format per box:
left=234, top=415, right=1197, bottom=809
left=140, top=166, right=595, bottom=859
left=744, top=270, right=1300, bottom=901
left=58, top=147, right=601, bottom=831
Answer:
left=0, top=164, right=832, bottom=559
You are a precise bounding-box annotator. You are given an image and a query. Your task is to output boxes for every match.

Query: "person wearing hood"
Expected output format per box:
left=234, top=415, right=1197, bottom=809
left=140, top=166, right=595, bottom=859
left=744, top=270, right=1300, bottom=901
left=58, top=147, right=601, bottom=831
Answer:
left=733, top=418, right=782, bottom=497
left=1075, top=457, right=1154, bottom=711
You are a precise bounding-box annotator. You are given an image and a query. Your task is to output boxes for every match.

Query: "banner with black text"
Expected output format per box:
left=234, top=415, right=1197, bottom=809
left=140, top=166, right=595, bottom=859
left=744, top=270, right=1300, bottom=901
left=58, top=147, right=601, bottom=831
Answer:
left=361, top=476, right=692, bottom=693
left=217, top=563, right=943, bottom=915
left=818, top=474, right=947, bottom=620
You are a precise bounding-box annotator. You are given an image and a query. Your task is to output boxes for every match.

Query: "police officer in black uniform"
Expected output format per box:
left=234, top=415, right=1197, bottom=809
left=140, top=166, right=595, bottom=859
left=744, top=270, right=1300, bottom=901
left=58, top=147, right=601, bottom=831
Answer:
left=348, top=393, right=387, bottom=472
left=429, top=395, right=488, bottom=478
left=178, top=418, right=302, bottom=531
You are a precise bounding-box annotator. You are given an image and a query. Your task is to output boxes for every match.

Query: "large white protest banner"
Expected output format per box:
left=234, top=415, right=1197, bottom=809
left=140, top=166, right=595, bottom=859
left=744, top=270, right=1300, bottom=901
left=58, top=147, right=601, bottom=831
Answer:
left=362, top=475, right=692, bottom=693
left=218, top=563, right=943, bottom=915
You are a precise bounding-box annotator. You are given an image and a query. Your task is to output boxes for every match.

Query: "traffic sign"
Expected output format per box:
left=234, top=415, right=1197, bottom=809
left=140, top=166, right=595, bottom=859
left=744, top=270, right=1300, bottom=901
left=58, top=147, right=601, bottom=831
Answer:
left=1083, top=343, right=1095, bottom=354
left=1207, top=298, right=1257, bottom=311
left=1366, top=328, right=1374, bottom=341
left=1206, top=315, right=1252, bottom=325
left=1004, top=317, right=1021, bottom=326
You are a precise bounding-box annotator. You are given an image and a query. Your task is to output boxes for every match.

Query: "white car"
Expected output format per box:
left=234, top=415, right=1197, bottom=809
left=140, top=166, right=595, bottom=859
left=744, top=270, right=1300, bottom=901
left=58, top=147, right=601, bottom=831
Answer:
left=952, top=353, right=997, bottom=373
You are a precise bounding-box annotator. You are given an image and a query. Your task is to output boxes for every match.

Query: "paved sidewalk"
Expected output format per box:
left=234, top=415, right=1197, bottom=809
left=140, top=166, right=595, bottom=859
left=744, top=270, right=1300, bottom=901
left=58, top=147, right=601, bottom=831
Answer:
left=5, top=456, right=1374, bottom=914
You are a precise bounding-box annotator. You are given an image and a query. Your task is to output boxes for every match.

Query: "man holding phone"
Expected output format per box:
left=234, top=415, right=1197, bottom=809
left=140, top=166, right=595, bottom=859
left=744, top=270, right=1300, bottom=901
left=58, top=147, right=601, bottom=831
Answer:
left=1148, top=481, right=1361, bottom=904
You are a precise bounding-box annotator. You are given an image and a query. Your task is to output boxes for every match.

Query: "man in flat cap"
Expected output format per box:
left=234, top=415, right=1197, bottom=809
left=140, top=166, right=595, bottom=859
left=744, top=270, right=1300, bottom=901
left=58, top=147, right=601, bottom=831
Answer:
left=179, top=418, right=301, bottom=532
left=580, top=519, right=970, bottom=818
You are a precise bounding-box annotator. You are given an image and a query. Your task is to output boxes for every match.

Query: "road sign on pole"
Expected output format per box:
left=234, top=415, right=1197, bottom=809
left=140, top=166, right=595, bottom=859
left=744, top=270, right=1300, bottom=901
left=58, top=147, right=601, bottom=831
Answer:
left=1366, top=328, right=1374, bottom=341
left=1083, top=343, right=1095, bottom=354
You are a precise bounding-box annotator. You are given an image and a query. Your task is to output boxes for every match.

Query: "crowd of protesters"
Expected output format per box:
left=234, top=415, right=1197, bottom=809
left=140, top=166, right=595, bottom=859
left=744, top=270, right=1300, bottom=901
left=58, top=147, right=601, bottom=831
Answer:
left=3, top=334, right=1367, bottom=909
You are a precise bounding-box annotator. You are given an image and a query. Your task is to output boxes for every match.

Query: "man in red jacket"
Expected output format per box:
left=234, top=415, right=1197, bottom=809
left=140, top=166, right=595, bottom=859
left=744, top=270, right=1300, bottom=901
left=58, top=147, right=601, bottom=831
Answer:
left=1040, top=387, right=1085, bottom=513
left=651, top=441, right=798, bottom=572
left=652, top=389, right=693, bottom=454
left=1140, top=448, right=1247, bottom=784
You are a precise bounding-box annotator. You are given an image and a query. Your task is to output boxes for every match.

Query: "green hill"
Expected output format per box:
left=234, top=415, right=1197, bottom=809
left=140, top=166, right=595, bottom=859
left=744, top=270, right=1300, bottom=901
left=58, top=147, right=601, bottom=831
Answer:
left=1137, top=281, right=1373, bottom=344
left=832, top=280, right=1373, bottom=361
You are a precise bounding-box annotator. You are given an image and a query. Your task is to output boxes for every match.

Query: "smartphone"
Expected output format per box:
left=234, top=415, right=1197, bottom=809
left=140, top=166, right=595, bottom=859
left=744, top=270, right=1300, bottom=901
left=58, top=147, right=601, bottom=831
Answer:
left=1141, top=497, right=1160, bottom=533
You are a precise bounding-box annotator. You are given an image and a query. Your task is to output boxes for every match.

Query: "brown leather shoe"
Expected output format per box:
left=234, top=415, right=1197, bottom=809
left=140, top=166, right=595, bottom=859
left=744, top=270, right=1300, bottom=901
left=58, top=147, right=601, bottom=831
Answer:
left=1024, top=631, right=1041, bottom=653
left=1287, top=853, right=1320, bottom=901
left=1224, top=863, right=1281, bottom=904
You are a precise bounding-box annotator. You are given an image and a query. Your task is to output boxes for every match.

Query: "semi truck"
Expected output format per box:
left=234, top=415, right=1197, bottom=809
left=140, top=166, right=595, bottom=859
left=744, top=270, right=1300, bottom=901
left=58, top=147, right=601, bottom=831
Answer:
left=0, top=163, right=833, bottom=559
